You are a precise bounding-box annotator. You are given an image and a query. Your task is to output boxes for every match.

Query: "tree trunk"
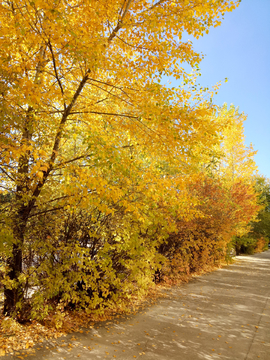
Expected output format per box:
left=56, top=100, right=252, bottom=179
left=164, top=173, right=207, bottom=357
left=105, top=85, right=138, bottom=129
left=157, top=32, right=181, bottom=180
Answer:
left=3, top=214, right=26, bottom=316
left=3, top=244, right=22, bottom=315
left=2, top=57, right=88, bottom=316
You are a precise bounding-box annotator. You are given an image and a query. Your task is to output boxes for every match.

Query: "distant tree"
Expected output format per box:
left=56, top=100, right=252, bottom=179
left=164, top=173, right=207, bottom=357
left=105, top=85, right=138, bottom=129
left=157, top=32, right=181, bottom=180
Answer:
left=233, top=177, right=270, bottom=254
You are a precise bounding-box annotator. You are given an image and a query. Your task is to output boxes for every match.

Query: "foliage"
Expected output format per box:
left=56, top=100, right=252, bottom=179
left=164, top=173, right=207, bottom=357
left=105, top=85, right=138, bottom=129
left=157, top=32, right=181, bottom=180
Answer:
left=155, top=105, right=260, bottom=281
left=233, top=177, right=270, bottom=254
left=0, top=0, right=262, bottom=327
left=250, top=177, right=270, bottom=240
left=157, top=171, right=260, bottom=282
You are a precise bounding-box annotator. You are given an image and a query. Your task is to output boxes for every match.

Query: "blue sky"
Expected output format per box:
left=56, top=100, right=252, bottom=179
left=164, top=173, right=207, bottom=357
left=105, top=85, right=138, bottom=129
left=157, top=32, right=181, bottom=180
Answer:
left=168, top=0, right=270, bottom=178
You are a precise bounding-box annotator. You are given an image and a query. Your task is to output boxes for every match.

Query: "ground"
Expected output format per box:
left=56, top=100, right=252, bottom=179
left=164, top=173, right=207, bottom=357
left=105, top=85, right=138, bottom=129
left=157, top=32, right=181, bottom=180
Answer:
left=1, top=251, right=270, bottom=359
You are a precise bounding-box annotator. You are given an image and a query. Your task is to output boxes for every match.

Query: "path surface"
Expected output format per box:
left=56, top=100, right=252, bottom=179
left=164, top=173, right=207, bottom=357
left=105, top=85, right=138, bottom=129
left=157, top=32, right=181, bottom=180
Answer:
left=6, top=251, right=270, bottom=360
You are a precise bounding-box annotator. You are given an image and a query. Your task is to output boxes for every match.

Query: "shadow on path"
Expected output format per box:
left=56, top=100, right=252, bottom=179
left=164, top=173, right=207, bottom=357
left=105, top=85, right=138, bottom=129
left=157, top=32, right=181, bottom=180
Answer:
left=5, top=251, right=270, bottom=360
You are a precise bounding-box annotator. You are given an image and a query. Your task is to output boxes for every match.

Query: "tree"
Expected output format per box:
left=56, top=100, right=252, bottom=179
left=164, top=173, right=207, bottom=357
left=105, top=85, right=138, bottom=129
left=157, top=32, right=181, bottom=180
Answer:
left=212, top=105, right=259, bottom=235
left=0, top=0, right=240, bottom=317
left=155, top=104, right=261, bottom=281
left=156, top=171, right=260, bottom=281
left=233, top=177, right=270, bottom=254
left=216, top=105, right=257, bottom=184
left=251, top=177, right=270, bottom=241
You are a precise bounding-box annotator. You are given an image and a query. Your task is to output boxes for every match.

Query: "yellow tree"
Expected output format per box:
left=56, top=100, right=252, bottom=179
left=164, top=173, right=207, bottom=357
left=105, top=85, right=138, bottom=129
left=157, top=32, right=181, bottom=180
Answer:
left=214, top=105, right=259, bottom=237
left=217, top=105, right=257, bottom=183
left=0, top=0, right=239, bottom=316
left=156, top=105, right=260, bottom=280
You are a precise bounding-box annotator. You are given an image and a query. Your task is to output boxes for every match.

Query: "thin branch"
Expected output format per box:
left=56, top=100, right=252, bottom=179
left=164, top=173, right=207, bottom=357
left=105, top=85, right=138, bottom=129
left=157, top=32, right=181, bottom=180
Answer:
left=68, top=110, right=139, bottom=119
left=0, top=185, right=15, bottom=192
left=144, top=0, right=166, bottom=12
left=32, top=195, right=71, bottom=208
left=89, top=81, right=134, bottom=107
left=47, top=40, right=66, bottom=106
left=121, top=0, right=133, bottom=21
left=28, top=206, right=65, bottom=218
left=0, top=166, right=16, bottom=182
left=118, top=0, right=126, bottom=19
left=88, top=78, right=134, bottom=101
left=114, top=33, right=150, bottom=51
left=53, top=154, right=91, bottom=169
left=94, top=96, right=109, bottom=105
left=65, top=110, right=164, bottom=139
left=108, top=0, right=133, bottom=43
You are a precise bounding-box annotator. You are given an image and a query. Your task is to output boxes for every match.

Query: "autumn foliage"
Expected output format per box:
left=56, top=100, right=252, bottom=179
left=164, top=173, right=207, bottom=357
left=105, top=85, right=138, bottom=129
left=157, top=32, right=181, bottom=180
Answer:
left=0, top=0, right=264, bottom=335
left=158, top=175, right=261, bottom=283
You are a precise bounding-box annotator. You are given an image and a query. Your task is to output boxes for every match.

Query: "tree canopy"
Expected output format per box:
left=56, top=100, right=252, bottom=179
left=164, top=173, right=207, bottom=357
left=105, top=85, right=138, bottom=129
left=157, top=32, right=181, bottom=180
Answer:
left=0, top=0, right=262, bottom=324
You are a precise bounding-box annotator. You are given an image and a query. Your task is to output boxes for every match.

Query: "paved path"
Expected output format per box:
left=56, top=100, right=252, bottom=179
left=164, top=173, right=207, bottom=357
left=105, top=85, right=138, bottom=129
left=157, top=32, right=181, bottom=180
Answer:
left=6, top=251, right=270, bottom=360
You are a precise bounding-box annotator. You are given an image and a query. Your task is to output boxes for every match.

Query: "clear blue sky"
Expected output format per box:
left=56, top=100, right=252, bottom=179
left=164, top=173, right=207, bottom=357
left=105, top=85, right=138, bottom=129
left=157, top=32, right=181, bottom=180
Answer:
left=168, top=0, right=270, bottom=178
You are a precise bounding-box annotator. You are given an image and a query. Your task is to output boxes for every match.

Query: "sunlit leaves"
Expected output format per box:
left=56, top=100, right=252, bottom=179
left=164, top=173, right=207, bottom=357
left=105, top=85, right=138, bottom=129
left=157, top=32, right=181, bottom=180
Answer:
left=0, top=0, right=246, bottom=320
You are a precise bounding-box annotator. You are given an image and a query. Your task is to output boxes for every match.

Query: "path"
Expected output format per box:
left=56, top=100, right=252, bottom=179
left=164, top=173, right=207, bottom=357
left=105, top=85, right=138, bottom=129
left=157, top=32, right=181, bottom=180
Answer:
left=6, top=251, right=270, bottom=360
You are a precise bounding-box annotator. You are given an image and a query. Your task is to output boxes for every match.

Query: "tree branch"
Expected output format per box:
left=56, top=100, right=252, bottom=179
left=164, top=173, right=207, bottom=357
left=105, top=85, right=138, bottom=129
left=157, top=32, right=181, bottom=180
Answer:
left=53, top=154, right=92, bottom=169
left=108, top=0, right=133, bottom=42
left=28, top=206, right=65, bottom=218
left=0, top=166, right=15, bottom=182
left=68, top=110, right=139, bottom=119
left=47, top=40, right=66, bottom=107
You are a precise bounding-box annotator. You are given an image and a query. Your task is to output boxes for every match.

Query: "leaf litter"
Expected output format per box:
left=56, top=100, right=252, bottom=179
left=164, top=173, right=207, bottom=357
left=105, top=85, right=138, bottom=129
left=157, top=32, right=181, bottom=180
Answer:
left=0, top=286, right=165, bottom=357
